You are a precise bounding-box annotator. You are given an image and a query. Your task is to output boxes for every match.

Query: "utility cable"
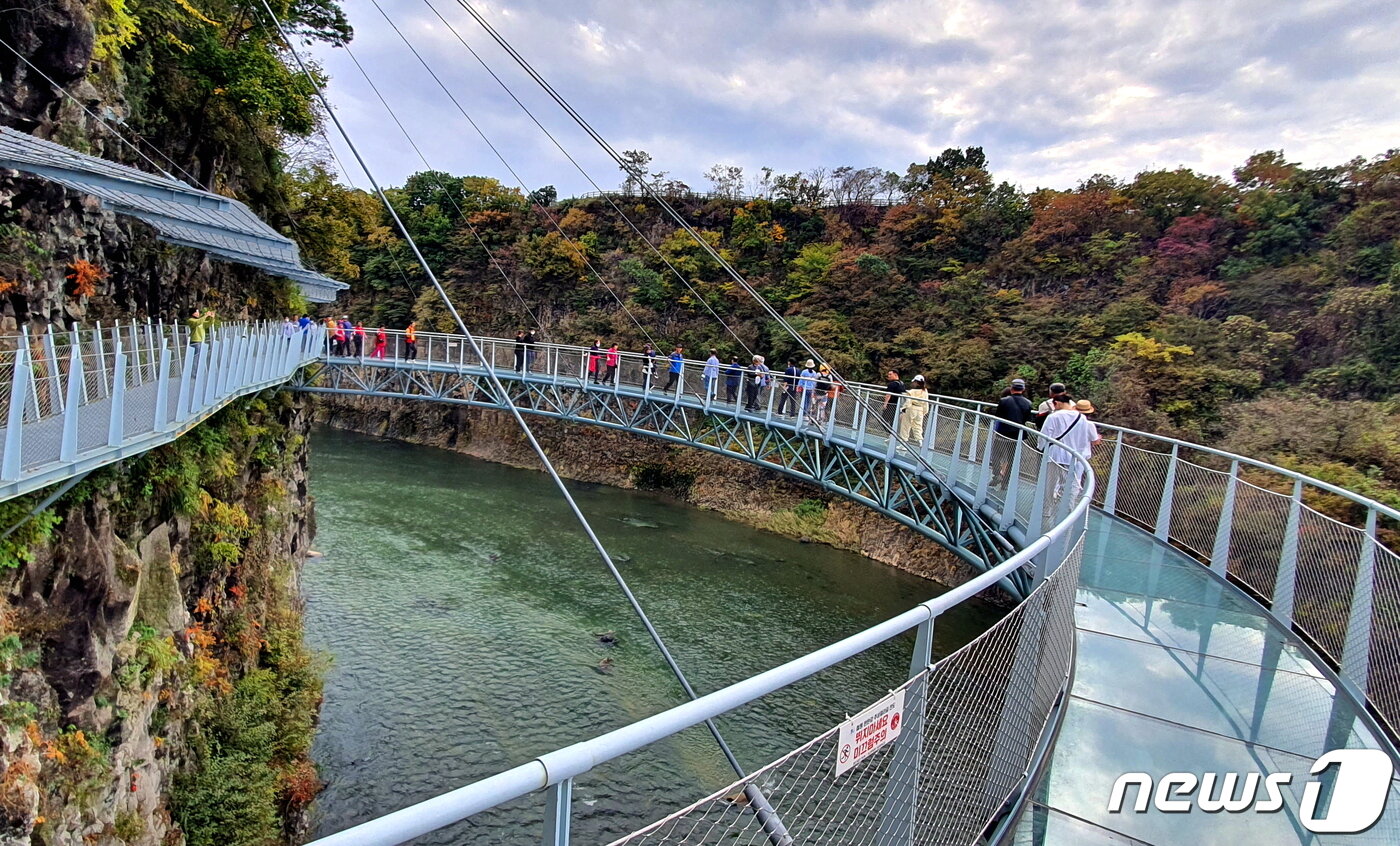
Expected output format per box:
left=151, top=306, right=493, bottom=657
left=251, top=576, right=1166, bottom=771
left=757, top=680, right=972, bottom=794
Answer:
left=0, top=35, right=202, bottom=186
left=418, top=0, right=754, bottom=357
left=338, top=40, right=544, bottom=330
left=255, top=0, right=765, bottom=794
left=453, top=0, right=1006, bottom=559
left=361, top=1, right=660, bottom=349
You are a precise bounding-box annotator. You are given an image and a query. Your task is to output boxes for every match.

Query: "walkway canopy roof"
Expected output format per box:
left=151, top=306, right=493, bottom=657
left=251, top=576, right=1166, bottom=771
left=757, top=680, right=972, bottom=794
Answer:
left=0, top=128, right=347, bottom=303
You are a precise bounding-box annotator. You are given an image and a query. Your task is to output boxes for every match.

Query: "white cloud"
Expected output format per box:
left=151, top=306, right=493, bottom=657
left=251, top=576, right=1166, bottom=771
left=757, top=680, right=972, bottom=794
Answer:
left=309, top=0, right=1400, bottom=195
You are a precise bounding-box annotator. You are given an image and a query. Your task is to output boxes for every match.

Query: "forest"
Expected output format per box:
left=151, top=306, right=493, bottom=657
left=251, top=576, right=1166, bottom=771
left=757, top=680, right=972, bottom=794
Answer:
left=282, top=147, right=1400, bottom=511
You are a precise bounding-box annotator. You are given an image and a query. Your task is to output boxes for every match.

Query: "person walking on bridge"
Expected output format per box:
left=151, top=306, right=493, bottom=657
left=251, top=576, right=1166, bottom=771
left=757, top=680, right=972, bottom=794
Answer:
left=604, top=343, right=620, bottom=385
left=898, top=375, right=929, bottom=446
left=514, top=329, right=528, bottom=372
left=587, top=340, right=603, bottom=384
left=744, top=355, right=770, bottom=412
left=724, top=355, right=742, bottom=403
left=664, top=346, right=684, bottom=393
left=372, top=328, right=387, bottom=359
left=641, top=343, right=657, bottom=390
left=353, top=323, right=366, bottom=358
left=525, top=328, right=538, bottom=372
left=882, top=370, right=906, bottom=427
left=797, top=360, right=818, bottom=422
left=404, top=321, right=418, bottom=360
left=1039, top=395, right=1096, bottom=507
left=702, top=349, right=720, bottom=399
left=1034, top=382, right=1067, bottom=428
left=993, top=378, right=1034, bottom=485
left=776, top=359, right=799, bottom=417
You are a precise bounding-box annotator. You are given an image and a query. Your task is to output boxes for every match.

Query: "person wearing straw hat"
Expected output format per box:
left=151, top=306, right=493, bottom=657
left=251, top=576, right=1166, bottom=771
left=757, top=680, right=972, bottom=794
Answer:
left=1074, top=399, right=1103, bottom=455
left=797, top=359, right=819, bottom=420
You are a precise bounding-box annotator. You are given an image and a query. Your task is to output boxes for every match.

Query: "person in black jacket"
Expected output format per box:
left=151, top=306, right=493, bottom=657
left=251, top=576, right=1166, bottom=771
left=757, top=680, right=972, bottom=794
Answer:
left=723, top=356, right=743, bottom=403
left=994, top=378, right=1035, bottom=486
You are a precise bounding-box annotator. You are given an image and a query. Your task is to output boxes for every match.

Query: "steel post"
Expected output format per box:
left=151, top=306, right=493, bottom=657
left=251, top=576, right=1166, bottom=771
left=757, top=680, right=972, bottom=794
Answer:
left=1102, top=435, right=1123, bottom=514
left=946, top=411, right=966, bottom=491
left=108, top=345, right=127, bottom=446
left=153, top=340, right=172, bottom=430
left=542, top=778, right=571, bottom=846
left=885, top=397, right=900, bottom=461
left=176, top=345, right=195, bottom=424
left=1271, top=479, right=1305, bottom=623
left=1340, top=510, right=1379, bottom=697
left=974, top=418, right=996, bottom=506
left=1, top=347, right=30, bottom=480
left=875, top=613, right=935, bottom=846
left=60, top=345, right=82, bottom=461
left=1154, top=444, right=1180, bottom=541
left=1000, top=436, right=1025, bottom=531
left=94, top=321, right=108, bottom=397
left=1209, top=460, right=1240, bottom=576
left=42, top=329, right=60, bottom=413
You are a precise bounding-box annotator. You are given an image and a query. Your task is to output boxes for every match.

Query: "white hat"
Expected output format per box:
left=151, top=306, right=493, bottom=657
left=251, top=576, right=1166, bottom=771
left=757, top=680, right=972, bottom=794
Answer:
left=912, top=374, right=925, bottom=383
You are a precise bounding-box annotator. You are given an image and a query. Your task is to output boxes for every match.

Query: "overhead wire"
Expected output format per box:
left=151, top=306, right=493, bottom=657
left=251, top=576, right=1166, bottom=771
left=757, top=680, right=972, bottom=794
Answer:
left=417, top=0, right=754, bottom=357
left=254, top=0, right=761, bottom=788
left=0, top=35, right=202, bottom=187
left=451, top=0, right=1009, bottom=557
left=360, top=0, right=661, bottom=349
left=336, top=40, right=544, bottom=329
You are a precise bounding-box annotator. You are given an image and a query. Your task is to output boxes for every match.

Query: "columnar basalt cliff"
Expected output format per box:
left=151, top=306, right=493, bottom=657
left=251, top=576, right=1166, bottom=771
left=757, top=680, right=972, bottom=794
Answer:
left=0, top=393, right=318, bottom=845
left=316, top=394, right=981, bottom=590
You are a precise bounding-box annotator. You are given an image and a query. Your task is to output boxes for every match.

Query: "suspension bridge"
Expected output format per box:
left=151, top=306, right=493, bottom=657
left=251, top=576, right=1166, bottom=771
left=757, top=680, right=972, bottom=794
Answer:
left=0, top=320, right=1395, bottom=844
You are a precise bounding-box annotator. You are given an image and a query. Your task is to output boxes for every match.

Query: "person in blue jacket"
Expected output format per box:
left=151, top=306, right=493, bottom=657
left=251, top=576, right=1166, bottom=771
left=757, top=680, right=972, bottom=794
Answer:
left=664, top=345, right=684, bottom=392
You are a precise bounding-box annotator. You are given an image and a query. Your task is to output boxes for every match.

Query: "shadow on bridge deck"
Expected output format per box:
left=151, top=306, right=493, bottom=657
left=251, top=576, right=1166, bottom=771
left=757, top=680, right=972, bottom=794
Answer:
left=1015, top=513, right=1400, bottom=845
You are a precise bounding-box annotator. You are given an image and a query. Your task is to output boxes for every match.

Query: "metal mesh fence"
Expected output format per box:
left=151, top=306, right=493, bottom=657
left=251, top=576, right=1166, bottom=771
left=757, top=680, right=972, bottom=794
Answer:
left=608, top=539, right=1084, bottom=846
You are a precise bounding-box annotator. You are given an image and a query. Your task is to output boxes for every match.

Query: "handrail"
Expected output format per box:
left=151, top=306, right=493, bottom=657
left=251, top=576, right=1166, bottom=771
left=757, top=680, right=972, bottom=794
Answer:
left=304, top=328, right=1097, bottom=845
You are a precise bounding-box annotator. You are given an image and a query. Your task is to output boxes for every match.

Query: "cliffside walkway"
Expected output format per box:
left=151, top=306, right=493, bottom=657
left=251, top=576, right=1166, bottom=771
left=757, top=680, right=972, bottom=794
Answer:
left=293, top=330, right=1400, bottom=845
left=2, top=322, right=1397, bottom=843
left=0, top=320, right=323, bottom=503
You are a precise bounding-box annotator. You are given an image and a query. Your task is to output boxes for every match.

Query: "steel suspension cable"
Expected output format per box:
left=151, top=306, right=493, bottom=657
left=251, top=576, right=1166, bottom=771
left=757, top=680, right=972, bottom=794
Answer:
left=0, top=35, right=202, bottom=186
left=452, top=1, right=995, bottom=531
left=337, top=41, right=544, bottom=330
left=417, top=0, right=755, bottom=357
left=359, top=1, right=661, bottom=349
left=255, top=0, right=763, bottom=792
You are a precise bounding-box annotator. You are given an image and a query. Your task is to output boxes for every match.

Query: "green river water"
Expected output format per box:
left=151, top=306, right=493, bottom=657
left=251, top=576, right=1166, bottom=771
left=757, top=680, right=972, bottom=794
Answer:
left=305, top=427, right=1002, bottom=843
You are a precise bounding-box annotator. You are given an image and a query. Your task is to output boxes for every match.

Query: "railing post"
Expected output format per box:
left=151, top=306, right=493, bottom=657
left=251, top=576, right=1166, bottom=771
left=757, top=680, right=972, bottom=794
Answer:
left=999, top=435, right=1026, bottom=531
left=853, top=400, right=867, bottom=449
left=1209, top=460, right=1240, bottom=576
left=1154, top=444, right=1180, bottom=541
left=918, top=402, right=936, bottom=463
left=1340, top=509, right=1379, bottom=698
left=176, top=343, right=195, bottom=424
left=2, top=347, right=31, bottom=480
left=153, top=340, right=172, bottom=430
left=1102, top=435, right=1124, bottom=514
left=21, top=326, right=38, bottom=422
left=108, top=342, right=127, bottom=446
left=823, top=390, right=838, bottom=442
left=974, top=418, right=996, bottom=506
left=128, top=320, right=141, bottom=386
left=876, top=611, right=935, bottom=845
left=1271, top=479, right=1305, bottom=624
left=763, top=372, right=776, bottom=424
left=542, top=778, right=572, bottom=846
left=42, top=329, right=61, bottom=413
left=94, top=321, right=108, bottom=397
left=885, top=396, right=900, bottom=461
left=946, top=410, right=966, bottom=489
left=60, top=344, right=82, bottom=461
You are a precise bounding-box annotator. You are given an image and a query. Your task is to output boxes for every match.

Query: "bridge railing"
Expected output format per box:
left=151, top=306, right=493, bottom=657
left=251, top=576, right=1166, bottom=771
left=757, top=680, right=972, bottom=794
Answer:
left=0, top=320, right=322, bottom=500
left=311, top=332, right=1098, bottom=844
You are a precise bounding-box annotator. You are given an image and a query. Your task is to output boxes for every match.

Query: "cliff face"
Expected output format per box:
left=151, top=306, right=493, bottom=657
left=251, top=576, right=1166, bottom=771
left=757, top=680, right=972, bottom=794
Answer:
left=316, top=395, right=983, bottom=590
left=0, top=392, right=318, bottom=845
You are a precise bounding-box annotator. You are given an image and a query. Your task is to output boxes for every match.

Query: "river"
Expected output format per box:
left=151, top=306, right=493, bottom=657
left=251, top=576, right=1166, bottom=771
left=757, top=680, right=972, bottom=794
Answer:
left=304, top=426, right=1001, bottom=843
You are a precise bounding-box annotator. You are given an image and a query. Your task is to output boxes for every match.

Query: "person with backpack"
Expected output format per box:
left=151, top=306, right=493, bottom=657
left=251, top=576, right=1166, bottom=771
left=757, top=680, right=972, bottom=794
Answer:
left=1034, top=382, right=1068, bottom=428
left=993, top=378, right=1035, bottom=484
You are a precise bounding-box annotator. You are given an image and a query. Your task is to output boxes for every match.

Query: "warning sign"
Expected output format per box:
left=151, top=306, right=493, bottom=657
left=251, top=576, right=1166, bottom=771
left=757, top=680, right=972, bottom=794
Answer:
left=835, top=689, right=906, bottom=776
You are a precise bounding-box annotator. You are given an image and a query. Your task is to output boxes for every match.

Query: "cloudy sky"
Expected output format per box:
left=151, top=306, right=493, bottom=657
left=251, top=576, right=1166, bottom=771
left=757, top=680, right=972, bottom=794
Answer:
left=307, top=0, right=1400, bottom=198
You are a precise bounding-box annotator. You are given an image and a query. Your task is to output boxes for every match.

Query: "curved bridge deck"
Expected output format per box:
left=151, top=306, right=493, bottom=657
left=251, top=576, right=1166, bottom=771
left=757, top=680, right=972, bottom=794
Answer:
left=1020, top=513, right=1400, bottom=845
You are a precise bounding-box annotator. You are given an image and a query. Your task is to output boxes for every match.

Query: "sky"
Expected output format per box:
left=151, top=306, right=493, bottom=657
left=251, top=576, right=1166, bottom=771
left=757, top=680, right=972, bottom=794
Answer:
left=307, top=0, right=1400, bottom=199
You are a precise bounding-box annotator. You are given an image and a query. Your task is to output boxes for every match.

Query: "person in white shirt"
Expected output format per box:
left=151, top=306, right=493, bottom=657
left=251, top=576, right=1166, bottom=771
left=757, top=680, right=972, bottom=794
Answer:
left=1038, top=395, right=1099, bottom=507
left=702, top=349, right=721, bottom=399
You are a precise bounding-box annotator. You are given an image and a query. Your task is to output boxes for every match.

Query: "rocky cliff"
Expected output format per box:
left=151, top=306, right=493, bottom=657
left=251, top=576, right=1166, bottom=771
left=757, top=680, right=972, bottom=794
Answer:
left=315, top=394, right=983, bottom=590
left=0, top=391, right=318, bottom=846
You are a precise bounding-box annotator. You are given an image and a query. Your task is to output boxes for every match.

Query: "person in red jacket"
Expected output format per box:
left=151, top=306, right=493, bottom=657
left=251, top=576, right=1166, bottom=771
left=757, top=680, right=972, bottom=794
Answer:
left=372, top=327, right=387, bottom=359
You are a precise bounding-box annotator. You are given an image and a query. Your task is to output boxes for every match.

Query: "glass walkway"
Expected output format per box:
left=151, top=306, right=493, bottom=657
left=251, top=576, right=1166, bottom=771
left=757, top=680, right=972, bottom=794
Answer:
left=1017, top=513, right=1400, bottom=845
